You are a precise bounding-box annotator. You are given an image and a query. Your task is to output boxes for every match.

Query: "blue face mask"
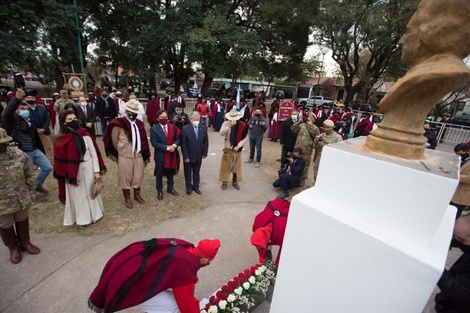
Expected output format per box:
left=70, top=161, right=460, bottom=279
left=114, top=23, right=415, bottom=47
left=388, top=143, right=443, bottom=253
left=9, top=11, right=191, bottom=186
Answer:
left=19, top=110, right=30, bottom=119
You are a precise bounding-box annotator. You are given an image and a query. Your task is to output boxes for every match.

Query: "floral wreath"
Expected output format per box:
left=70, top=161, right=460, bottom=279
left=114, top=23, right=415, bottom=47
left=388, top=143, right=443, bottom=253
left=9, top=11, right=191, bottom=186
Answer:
left=200, top=261, right=276, bottom=313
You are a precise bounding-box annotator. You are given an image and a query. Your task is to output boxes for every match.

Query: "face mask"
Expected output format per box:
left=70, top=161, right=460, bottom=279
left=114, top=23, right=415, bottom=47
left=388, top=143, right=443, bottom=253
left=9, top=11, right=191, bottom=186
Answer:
left=0, top=144, right=8, bottom=153
left=292, top=154, right=299, bottom=160
left=19, top=110, right=29, bottom=118
left=292, top=115, right=298, bottom=122
left=192, top=120, right=200, bottom=127
left=26, top=100, right=35, bottom=105
left=159, top=118, right=168, bottom=125
left=102, top=94, right=108, bottom=98
left=461, top=153, right=469, bottom=161
left=66, top=120, right=79, bottom=129
left=255, top=114, right=261, bottom=117
left=89, top=96, right=95, bottom=100
left=128, top=114, right=137, bottom=121
left=80, top=102, right=87, bottom=107
left=176, top=111, right=182, bottom=115
left=117, top=95, right=122, bottom=98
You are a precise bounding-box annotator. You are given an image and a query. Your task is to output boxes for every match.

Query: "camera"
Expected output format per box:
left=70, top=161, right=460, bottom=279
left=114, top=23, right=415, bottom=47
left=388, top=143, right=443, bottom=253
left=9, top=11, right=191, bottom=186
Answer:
left=318, top=137, right=324, bottom=142
left=286, top=151, right=293, bottom=158
left=176, top=115, right=185, bottom=122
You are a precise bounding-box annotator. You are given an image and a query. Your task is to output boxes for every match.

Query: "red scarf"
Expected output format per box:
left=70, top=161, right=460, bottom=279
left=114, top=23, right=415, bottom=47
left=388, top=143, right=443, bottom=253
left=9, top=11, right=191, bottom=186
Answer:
left=163, top=123, right=180, bottom=169
left=229, top=120, right=248, bottom=148
left=103, top=118, right=151, bottom=164
left=88, top=238, right=200, bottom=313
left=53, top=128, right=106, bottom=185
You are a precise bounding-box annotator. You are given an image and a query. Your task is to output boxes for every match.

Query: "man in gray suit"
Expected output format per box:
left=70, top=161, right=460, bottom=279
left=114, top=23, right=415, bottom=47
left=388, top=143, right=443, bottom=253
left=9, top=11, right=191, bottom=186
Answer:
left=181, top=111, right=209, bottom=195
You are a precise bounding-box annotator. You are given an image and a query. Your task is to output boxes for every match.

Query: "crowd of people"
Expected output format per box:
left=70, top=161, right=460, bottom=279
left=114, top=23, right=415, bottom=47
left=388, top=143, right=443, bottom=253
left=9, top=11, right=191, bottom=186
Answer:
left=1, top=86, right=469, bottom=312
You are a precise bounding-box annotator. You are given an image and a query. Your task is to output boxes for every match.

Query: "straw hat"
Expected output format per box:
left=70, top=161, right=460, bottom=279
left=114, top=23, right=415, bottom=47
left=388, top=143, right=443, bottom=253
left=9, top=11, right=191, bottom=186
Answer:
left=91, top=177, right=105, bottom=200
left=323, top=120, right=335, bottom=127
left=0, top=128, right=12, bottom=144
left=225, top=108, right=242, bottom=121
left=122, top=99, right=145, bottom=115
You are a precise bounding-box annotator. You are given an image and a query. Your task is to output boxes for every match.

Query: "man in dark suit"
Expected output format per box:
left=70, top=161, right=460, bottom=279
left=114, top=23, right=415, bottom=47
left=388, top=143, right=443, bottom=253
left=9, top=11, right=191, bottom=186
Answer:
left=96, top=90, right=117, bottom=134
left=273, top=147, right=305, bottom=199
left=181, top=111, right=209, bottom=195
left=150, top=110, right=181, bottom=200
left=280, top=109, right=299, bottom=168
left=76, top=95, right=96, bottom=136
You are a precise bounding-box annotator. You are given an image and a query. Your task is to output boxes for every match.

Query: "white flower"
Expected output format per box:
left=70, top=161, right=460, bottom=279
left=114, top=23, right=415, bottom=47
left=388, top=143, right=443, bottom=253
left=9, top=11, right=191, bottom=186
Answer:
left=259, top=265, right=267, bottom=272
left=208, top=305, right=218, bottom=313
left=255, top=269, right=261, bottom=276
left=227, top=294, right=236, bottom=303
left=243, top=282, right=250, bottom=290
left=201, top=310, right=208, bottom=313
left=249, top=276, right=256, bottom=284
left=234, top=287, right=243, bottom=295
left=218, top=300, right=227, bottom=310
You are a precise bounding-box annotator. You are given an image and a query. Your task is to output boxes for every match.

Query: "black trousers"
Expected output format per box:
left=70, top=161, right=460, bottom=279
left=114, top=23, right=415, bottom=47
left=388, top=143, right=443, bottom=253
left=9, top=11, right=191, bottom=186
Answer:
left=184, top=160, right=202, bottom=189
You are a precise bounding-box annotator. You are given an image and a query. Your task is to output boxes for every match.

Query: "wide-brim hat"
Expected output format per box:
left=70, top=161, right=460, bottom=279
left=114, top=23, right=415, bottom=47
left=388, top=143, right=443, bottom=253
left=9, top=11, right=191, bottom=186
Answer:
left=323, top=120, right=335, bottom=127
left=91, top=177, right=105, bottom=200
left=122, top=99, right=145, bottom=115
left=0, top=128, right=13, bottom=144
left=225, top=108, right=242, bottom=121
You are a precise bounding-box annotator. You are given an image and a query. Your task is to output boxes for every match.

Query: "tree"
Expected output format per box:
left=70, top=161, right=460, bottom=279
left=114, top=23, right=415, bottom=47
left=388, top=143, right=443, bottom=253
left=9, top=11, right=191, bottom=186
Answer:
left=433, top=81, right=470, bottom=119
left=313, top=0, right=419, bottom=104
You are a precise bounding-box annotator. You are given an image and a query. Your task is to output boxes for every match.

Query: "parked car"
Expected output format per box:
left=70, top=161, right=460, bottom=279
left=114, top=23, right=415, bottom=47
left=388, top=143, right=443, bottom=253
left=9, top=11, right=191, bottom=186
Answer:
left=165, top=86, right=185, bottom=94
left=297, top=96, right=335, bottom=108
left=450, top=115, right=470, bottom=127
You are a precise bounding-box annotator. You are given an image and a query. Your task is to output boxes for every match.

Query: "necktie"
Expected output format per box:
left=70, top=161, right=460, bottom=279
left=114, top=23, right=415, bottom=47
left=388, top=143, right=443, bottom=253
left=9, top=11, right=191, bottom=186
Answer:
left=84, top=108, right=87, bottom=118
left=194, top=126, right=198, bottom=140
left=132, top=123, right=139, bottom=152
left=163, top=125, right=167, bottom=137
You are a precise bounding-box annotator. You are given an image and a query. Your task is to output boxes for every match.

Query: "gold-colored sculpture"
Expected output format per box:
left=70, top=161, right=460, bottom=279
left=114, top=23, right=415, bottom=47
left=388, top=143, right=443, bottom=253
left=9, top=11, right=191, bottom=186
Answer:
left=364, top=0, right=470, bottom=159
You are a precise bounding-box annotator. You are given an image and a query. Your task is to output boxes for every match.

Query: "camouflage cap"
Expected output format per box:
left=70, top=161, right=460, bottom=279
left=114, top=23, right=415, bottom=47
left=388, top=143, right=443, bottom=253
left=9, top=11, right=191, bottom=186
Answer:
left=0, top=128, right=12, bottom=143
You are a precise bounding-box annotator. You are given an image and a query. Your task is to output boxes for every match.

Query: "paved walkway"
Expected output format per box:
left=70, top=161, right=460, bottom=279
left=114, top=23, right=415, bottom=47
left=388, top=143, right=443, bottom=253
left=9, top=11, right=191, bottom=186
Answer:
left=0, top=131, right=461, bottom=313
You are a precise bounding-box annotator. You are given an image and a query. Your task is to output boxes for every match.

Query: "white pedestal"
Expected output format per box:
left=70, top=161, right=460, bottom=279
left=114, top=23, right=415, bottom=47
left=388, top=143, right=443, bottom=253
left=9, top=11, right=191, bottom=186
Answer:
left=270, top=137, right=459, bottom=313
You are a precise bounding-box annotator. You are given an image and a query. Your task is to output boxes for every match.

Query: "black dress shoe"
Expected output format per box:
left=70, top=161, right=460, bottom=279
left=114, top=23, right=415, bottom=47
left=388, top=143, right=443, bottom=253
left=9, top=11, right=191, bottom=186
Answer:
left=186, top=188, right=192, bottom=195
left=192, top=187, right=201, bottom=194
left=167, top=189, right=179, bottom=196
left=157, top=192, right=163, bottom=200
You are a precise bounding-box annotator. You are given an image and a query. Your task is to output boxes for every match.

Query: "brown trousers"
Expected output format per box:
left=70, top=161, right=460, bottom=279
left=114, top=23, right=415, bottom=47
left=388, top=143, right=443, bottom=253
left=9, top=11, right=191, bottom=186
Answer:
left=218, top=148, right=243, bottom=182
left=0, top=204, right=31, bottom=228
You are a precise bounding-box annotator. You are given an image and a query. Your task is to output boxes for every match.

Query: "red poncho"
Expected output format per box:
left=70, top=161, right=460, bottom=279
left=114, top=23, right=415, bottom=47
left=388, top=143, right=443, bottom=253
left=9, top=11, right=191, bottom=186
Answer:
left=88, top=238, right=201, bottom=313
left=53, top=128, right=106, bottom=185
left=164, top=123, right=181, bottom=170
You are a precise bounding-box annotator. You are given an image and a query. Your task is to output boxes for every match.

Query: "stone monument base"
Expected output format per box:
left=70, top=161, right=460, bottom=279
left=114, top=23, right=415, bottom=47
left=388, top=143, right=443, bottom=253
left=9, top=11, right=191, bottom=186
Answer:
left=270, top=137, right=459, bottom=313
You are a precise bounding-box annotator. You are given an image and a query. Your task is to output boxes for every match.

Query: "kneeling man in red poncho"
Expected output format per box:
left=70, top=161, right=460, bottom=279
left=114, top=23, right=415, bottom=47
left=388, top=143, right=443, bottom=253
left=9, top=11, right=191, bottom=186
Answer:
left=88, top=238, right=221, bottom=313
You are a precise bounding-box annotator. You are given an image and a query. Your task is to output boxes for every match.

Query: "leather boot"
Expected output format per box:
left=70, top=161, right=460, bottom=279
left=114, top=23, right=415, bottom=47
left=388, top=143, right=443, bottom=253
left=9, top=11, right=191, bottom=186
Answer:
left=134, top=188, right=145, bottom=204
left=123, top=189, right=133, bottom=209
left=0, top=227, right=22, bottom=264
left=15, top=218, right=40, bottom=255
left=232, top=174, right=240, bottom=190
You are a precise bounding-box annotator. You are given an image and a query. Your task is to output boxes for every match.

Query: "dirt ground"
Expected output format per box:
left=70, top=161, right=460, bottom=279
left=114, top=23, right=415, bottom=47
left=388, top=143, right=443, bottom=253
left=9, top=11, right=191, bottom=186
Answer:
left=29, top=131, right=310, bottom=236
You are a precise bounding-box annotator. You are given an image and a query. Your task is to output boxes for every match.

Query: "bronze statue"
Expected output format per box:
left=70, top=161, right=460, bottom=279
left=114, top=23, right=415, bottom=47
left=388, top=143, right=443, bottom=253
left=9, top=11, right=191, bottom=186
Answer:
left=364, top=0, right=470, bottom=159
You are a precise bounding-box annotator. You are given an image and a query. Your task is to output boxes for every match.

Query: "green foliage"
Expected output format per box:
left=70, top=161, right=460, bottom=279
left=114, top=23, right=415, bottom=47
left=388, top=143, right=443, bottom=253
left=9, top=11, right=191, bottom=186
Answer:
left=314, top=0, right=419, bottom=104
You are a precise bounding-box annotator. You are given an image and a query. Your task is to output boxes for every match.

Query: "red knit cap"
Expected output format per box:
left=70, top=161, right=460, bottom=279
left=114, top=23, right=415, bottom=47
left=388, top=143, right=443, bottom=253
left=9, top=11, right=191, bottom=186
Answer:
left=251, top=226, right=272, bottom=263
left=197, top=239, right=221, bottom=260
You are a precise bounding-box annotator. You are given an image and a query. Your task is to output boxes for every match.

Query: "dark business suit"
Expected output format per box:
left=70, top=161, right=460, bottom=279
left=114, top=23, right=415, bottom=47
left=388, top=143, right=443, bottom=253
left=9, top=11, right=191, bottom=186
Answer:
left=76, top=104, right=96, bottom=136
left=150, top=123, right=181, bottom=193
left=280, top=117, right=298, bottom=167
left=181, top=123, right=209, bottom=190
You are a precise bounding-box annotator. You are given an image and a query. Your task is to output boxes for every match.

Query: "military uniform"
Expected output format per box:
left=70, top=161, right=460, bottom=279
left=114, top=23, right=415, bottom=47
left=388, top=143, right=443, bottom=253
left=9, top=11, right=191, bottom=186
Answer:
left=291, top=121, right=320, bottom=181
left=312, top=132, right=343, bottom=183
left=0, top=127, right=41, bottom=264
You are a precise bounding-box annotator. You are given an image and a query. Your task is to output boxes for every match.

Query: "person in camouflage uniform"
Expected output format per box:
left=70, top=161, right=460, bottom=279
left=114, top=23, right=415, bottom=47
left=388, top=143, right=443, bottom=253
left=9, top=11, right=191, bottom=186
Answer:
left=291, top=112, right=320, bottom=186
left=0, top=128, right=41, bottom=264
left=312, top=119, right=343, bottom=184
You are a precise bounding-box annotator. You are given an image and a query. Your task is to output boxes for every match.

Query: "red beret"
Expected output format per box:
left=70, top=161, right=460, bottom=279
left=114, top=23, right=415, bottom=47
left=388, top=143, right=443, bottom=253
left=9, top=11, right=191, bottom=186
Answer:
left=197, top=239, right=221, bottom=260
left=251, top=226, right=272, bottom=263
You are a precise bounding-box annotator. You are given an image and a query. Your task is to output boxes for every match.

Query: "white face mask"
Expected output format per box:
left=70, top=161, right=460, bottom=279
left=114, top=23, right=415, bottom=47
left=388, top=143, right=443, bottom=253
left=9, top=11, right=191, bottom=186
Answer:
left=80, top=102, right=87, bottom=107
left=292, top=115, right=298, bottom=122
left=192, top=120, right=200, bottom=127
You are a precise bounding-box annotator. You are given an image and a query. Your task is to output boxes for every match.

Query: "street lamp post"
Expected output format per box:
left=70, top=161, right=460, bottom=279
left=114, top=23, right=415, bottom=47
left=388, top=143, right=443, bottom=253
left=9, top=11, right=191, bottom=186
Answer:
left=313, top=47, right=329, bottom=108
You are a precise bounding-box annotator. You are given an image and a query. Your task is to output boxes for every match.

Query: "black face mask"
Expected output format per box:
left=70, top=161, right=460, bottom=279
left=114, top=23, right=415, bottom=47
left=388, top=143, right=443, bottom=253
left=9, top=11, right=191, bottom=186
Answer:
left=66, top=120, right=79, bottom=129
left=26, top=100, right=35, bottom=105
left=89, top=96, right=95, bottom=101
left=461, top=153, right=469, bottom=161
left=255, top=114, right=261, bottom=117
left=128, top=114, right=137, bottom=121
